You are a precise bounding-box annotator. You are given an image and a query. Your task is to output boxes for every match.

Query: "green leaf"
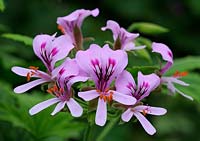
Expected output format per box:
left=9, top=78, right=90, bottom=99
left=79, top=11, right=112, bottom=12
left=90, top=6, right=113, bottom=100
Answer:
left=0, top=0, right=5, bottom=12
left=166, top=56, right=200, bottom=75
left=135, top=37, right=152, bottom=49
left=2, top=33, right=33, bottom=46
left=128, top=22, right=169, bottom=35
left=127, top=66, right=159, bottom=78
left=174, top=73, right=200, bottom=102
left=133, top=49, right=152, bottom=62
left=0, top=81, right=85, bottom=140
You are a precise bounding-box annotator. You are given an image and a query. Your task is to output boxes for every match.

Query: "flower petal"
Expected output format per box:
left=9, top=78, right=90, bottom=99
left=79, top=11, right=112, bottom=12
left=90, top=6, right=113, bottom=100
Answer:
left=52, top=58, right=79, bottom=79
left=78, top=90, right=99, bottom=101
left=134, top=105, right=167, bottom=115
left=152, top=42, right=173, bottom=74
left=67, top=76, right=89, bottom=88
left=101, top=20, right=121, bottom=40
left=112, top=91, right=136, bottom=105
left=29, top=98, right=60, bottom=115
left=137, top=71, right=160, bottom=101
left=51, top=35, right=74, bottom=64
left=76, top=44, right=128, bottom=87
left=124, top=43, right=145, bottom=51
left=66, top=98, right=83, bottom=117
left=175, top=88, right=193, bottom=100
left=152, top=42, right=173, bottom=63
left=133, top=111, right=156, bottom=135
left=115, top=70, right=136, bottom=95
left=33, top=34, right=54, bottom=60
left=121, top=108, right=134, bottom=122
left=51, top=101, right=66, bottom=116
left=57, top=8, right=99, bottom=30
left=95, top=98, right=107, bottom=126
left=14, top=79, right=48, bottom=93
left=12, top=66, right=33, bottom=77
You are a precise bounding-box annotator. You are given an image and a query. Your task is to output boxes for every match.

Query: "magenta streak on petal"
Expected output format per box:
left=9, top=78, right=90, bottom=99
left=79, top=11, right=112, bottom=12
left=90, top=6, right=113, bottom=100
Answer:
left=59, top=68, right=65, bottom=75
left=51, top=47, right=59, bottom=56
left=126, top=82, right=136, bottom=96
left=40, top=43, right=53, bottom=72
left=133, top=81, right=149, bottom=100
left=91, top=58, right=116, bottom=92
left=41, top=42, right=46, bottom=49
left=168, top=51, right=173, bottom=58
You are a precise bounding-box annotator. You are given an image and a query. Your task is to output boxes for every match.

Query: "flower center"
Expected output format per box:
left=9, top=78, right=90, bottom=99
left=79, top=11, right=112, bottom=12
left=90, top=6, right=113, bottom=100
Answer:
left=96, top=88, right=113, bottom=102
left=47, top=84, right=69, bottom=101
left=26, top=66, right=40, bottom=81
left=127, top=81, right=149, bottom=100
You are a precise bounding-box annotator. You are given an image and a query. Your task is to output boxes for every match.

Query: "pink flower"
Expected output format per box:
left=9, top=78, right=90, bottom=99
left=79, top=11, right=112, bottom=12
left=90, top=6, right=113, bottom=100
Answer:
left=76, top=44, right=136, bottom=126
left=116, top=70, right=166, bottom=135
left=152, top=42, right=173, bottom=75
left=116, top=70, right=160, bottom=102
left=121, top=105, right=166, bottom=135
left=57, top=8, right=99, bottom=50
left=152, top=42, right=193, bottom=100
left=29, top=58, right=88, bottom=117
left=12, top=34, right=74, bottom=93
left=101, top=20, right=145, bottom=51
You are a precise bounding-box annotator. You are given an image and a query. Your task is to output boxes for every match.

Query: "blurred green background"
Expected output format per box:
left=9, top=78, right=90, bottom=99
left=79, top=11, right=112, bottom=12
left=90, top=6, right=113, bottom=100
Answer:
left=0, top=0, right=200, bottom=141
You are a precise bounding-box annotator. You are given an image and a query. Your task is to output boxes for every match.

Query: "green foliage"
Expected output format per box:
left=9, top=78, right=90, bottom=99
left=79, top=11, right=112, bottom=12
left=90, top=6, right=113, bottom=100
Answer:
left=0, top=81, right=85, bottom=140
left=166, top=56, right=200, bottom=75
left=0, top=0, right=5, bottom=12
left=135, top=37, right=152, bottom=49
left=2, top=33, right=33, bottom=46
left=128, top=22, right=169, bottom=35
left=175, top=73, right=200, bottom=102
left=127, top=66, right=159, bottom=78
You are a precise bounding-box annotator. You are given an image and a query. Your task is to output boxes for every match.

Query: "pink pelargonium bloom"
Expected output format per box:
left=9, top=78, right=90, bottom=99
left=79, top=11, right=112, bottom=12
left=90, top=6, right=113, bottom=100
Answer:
left=12, top=34, right=74, bottom=94
left=122, top=105, right=167, bottom=135
left=57, top=8, right=99, bottom=49
left=29, top=58, right=88, bottom=117
left=152, top=42, right=173, bottom=74
left=101, top=20, right=145, bottom=51
left=116, top=70, right=166, bottom=135
left=76, top=44, right=136, bottom=126
left=152, top=42, right=193, bottom=100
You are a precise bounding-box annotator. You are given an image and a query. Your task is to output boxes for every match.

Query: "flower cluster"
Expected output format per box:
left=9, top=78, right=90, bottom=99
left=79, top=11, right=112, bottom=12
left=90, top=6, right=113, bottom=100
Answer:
left=12, top=8, right=191, bottom=135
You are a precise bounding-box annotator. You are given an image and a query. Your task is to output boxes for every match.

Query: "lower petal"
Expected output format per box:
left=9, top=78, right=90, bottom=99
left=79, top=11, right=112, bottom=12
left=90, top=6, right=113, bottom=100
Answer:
left=95, top=98, right=107, bottom=126
left=121, top=108, right=134, bottom=122
left=112, top=91, right=136, bottom=105
left=133, top=112, right=156, bottom=135
left=67, top=76, right=89, bottom=88
left=78, top=90, right=99, bottom=101
left=175, top=88, right=193, bottom=100
left=66, top=98, right=83, bottom=117
left=29, top=98, right=60, bottom=115
left=134, top=105, right=167, bottom=115
left=51, top=101, right=66, bottom=116
left=14, top=79, right=48, bottom=93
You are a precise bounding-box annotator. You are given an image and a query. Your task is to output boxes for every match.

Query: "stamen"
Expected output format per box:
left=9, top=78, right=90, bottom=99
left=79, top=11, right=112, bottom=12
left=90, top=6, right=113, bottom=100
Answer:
left=51, top=47, right=58, bottom=56
left=29, top=66, right=39, bottom=71
left=58, top=25, right=65, bottom=34
left=142, top=109, right=148, bottom=116
left=173, top=71, right=188, bottom=77
left=26, top=72, right=31, bottom=82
